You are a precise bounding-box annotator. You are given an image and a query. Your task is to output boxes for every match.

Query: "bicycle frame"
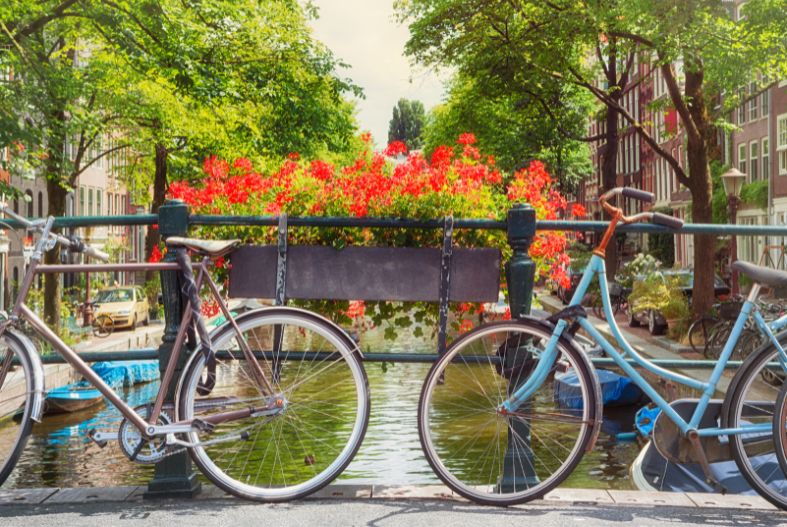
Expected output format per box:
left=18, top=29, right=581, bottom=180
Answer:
left=503, top=252, right=787, bottom=439
left=0, top=252, right=270, bottom=437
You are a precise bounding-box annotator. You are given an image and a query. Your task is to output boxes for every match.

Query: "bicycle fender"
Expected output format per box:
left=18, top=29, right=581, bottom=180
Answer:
left=519, top=315, right=604, bottom=453
left=3, top=329, right=45, bottom=423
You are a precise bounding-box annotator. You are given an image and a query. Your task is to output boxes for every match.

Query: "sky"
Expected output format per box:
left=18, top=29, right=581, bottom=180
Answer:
left=308, top=0, right=447, bottom=148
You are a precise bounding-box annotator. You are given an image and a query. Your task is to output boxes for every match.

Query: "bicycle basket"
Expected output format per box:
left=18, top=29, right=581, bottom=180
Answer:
left=719, top=300, right=743, bottom=321
left=608, top=282, right=623, bottom=297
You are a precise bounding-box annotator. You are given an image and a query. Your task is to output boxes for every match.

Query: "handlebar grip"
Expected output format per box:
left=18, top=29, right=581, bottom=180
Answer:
left=621, top=188, right=655, bottom=203
left=84, top=246, right=110, bottom=262
left=652, top=212, right=684, bottom=230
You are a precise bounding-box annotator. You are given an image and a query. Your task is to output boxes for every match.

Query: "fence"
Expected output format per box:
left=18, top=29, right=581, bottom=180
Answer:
left=5, top=198, right=787, bottom=497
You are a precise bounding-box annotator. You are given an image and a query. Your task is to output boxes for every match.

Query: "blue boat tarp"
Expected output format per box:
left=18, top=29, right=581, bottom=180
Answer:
left=555, top=369, right=647, bottom=409
left=47, top=381, right=102, bottom=400
left=91, top=361, right=160, bottom=390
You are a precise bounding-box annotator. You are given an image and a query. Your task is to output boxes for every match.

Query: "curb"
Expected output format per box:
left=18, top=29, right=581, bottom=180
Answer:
left=0, top=484, right=779, bottom=511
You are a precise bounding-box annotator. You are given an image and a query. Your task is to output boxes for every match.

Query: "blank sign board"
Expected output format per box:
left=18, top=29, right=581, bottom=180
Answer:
left=228, top=245, right=500, bottom=303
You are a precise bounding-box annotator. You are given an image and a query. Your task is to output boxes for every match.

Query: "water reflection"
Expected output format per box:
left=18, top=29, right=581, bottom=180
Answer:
left=1, top=321, right=639, bottom=490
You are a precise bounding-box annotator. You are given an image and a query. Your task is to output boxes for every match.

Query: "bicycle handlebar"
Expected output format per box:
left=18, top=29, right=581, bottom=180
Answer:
left=0, top=202, right=110, bottom=262
left=598, top=187, right=683, bottom=231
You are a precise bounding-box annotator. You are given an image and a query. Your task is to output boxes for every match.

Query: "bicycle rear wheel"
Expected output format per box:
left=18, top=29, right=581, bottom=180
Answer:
left=418, top=320, right=599, bottom=506
left=177, top=308, right=369, bottom=502
left=726, top=344, right=787, bottom=509
left=0, top=333, right=36, bottom=485
left=688, top=316, right=717, bottom=356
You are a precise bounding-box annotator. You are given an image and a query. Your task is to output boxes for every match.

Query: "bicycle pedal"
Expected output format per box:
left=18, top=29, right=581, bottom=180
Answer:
left=87, top=428, right=108, bottom=448
left=192, top=418, right=215, bottom=433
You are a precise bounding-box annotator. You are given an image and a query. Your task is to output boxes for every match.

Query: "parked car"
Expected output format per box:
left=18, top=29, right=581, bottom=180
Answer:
left=93, top=286, right=150, bottom=329
left=628, top=269, right=730, bottom=335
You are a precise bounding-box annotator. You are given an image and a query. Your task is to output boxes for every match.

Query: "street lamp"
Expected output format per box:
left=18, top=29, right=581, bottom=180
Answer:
left=721, top=167, right=747, bottom=296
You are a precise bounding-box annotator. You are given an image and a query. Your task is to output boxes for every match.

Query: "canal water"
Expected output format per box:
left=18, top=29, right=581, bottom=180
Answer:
left=4, top=322, right=640, bottom=490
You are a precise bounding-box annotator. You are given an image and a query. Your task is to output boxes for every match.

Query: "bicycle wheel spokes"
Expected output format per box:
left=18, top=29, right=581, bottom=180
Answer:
left=729, top=347, right=787, bottom=508
left=0, top=336, right=34, bottom=485
left=180, top=310, right=369, bottom=501
left=419, top=321, right=595, bottom=505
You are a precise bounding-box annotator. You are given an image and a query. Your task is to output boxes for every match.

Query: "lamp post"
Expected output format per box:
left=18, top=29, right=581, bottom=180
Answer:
left=721, top=167, right=747, bottom=296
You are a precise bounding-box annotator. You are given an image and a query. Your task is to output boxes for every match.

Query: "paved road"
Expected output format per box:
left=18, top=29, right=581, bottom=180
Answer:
left=1, top=498, right=786, bottom=527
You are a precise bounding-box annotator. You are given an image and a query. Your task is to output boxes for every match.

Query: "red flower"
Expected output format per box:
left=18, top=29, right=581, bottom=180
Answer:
left=384, top=141, right=408, bottom=157
left=459, top=319, right=474, bottom=332
left=571, top=203, right=587, bottom=218
left=233, top=158, right=254, bottom=172
left=457, top=133, right=477, bottom=146
left=287, top=152, right=300, bottom=161
left=148, top=245, right=164, bottom=263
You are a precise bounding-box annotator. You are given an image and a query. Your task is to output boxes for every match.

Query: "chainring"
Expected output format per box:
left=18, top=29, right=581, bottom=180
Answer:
left=118, top=406, right=172, bottom=464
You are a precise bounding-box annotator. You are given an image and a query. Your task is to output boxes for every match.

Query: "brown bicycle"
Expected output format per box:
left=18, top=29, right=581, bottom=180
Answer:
left=0, top=205, right=369, bottom=501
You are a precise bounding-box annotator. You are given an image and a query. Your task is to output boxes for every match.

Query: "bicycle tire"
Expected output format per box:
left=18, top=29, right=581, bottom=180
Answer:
left=0, top=332, right=37, bottom=485
left=687, top=316, right=718, bottom=356
left=418, top=319, right=599, bottom=506
left=725, top=343, right=787, bottom=509
left=92, top=315, right=113, bottom=338
left=177, top=307, right=370, bottom=502
left=705, top=321, right=732, bottom=359
left=773, top=380, right=787, bottom=490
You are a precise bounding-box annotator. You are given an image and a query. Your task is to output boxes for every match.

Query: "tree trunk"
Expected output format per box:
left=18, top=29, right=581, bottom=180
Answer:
left=601, top=42, right=621, bottom=278
left=687, top=139, right=714, bottom=317
left=43, top=172, right=68, bottom=330
left=683, top=66, right=716, bottom=318
left=144, top=143, right=168, bottom=282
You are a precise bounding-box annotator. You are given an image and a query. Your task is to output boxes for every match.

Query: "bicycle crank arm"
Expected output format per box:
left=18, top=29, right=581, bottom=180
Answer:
left=165, top=431, right=253, bottom=449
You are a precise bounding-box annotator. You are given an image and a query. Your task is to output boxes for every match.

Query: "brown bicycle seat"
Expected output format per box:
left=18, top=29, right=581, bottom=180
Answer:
left=166, top=237, right=240, bottom=257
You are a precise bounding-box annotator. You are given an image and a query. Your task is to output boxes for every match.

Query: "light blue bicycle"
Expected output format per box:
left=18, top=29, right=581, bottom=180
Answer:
left=418, top=187, right=787, bottom=508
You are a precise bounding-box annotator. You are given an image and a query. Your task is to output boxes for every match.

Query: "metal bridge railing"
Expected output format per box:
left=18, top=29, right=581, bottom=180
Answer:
left=7, top=198, right=787, bottom=497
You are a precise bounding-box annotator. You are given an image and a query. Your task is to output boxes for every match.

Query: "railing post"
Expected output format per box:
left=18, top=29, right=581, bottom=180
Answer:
left=506, top=204, right=536, bottom=318
left=145, top=199, right=201, bottom=499
left=498, top=203, right=538, bottom=492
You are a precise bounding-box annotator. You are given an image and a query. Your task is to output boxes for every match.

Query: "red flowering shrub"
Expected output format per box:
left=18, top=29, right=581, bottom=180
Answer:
left=166, top=134, right=575, bottom=331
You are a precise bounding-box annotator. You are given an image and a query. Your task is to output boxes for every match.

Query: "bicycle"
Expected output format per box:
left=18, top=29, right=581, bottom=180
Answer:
left=417, top=187, right=787, bottom=508
left=0, top=204, right=370, bottom=501
left=92, top=313, right=114, bottom=338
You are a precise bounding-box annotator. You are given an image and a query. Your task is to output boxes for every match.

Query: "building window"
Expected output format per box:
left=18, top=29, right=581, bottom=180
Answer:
left=37, top=191, right=43, bottom=217
left=738, top=89, right=746, bottom=125
left=25, top=190, right=33, bottom=217
left=79, top=187, right=85, bottom=215
left=88, top=188, right=94, bottom=216
left=779, top=114, right=787, bottom=175
left=762, top=88, right=770, bottom=115
left=96, top=189, right=102, bottom=216
left=762, top=138, right=770, bottom=180
left=749, top=82, right=758, bottom=121
left=739, top=143, right=747, bottom=175
left=750, top=141, right=759, bottom=181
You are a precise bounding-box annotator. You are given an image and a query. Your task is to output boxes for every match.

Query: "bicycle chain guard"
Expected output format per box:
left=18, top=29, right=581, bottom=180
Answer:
left=118, top=405, right=173, bottom=464
left=652, top=399, right=732, bottom=464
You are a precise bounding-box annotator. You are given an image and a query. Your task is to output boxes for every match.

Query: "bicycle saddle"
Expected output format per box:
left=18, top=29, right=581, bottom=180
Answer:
left=732, top=260, right=787, bottom=289
left=166, top=237, right=240, bottom=257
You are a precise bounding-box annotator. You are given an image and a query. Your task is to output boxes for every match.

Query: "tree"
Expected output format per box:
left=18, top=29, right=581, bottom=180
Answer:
left=0, top=0, right=362, bottom=326
left=422, top=73, right=592, bottom=184
left=388, top=98, right=426, bottom=150
left=398, top=0, right=787, bottom=316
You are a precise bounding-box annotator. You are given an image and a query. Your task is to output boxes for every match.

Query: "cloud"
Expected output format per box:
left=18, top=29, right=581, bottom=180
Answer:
left=308, top=0, right=447, bottom=147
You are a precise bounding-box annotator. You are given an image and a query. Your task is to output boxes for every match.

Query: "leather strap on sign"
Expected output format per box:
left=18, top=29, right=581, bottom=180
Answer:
left=175, top=248, right=216, bottom=395
left=437, top=216, right=454, bottom=357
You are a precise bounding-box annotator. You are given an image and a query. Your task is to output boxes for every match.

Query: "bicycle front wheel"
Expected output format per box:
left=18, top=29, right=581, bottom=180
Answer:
left=726, top=343, right=787, bottom=509
left=178, top=308, right=369, bottom=502
left=0, top=333, right=37, bottom=486
left=418, top=320, right=599, bottom=506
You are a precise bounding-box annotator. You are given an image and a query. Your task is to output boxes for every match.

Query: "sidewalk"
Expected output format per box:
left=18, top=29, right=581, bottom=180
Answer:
left=0, top=483, right=779, bottom=509
left=73, top=322, right=164, bottom=354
